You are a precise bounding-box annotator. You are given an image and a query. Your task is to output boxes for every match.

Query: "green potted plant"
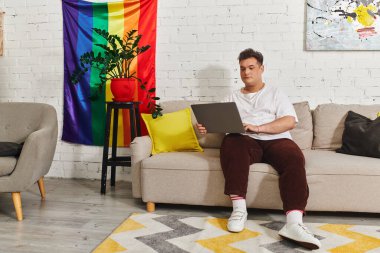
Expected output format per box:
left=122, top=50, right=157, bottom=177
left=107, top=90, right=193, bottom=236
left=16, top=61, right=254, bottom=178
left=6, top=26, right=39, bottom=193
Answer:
left=70, top=28, right=162, bottom=118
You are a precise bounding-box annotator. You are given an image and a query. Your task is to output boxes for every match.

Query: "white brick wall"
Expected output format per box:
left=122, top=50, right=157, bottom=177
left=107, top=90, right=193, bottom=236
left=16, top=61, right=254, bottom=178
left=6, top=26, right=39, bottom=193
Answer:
left=0, top=0, right=379, bottom=181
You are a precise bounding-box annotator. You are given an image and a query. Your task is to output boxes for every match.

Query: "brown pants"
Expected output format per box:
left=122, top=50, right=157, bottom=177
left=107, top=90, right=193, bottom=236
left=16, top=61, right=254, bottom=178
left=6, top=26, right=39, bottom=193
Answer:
left=220, top=134, right=309, bottom=212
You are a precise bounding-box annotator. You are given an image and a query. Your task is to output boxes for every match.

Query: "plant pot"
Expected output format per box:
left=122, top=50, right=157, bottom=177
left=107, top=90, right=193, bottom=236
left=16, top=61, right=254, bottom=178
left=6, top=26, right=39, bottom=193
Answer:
left=110, top=78, right=136, bottom=102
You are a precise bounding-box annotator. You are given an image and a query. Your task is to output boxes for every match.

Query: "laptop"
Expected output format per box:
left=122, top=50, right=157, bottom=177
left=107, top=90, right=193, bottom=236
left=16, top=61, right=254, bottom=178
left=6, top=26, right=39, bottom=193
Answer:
left=191, top=102, right=246, bottom=133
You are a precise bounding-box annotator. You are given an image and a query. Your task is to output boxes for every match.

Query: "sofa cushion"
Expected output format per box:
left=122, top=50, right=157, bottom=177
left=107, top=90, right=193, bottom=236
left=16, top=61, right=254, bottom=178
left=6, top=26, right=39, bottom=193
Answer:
left=336, top=111, right=380, bottom=158
left=140, top=148, right=380, bottom=212
left=290, top=101, right=313, bottom=150
left=160, top=100, right=312, bottom=150
left=160, top=101, right=225, bottom=149
left=0, top=157, right=17, bottom=176
left=142, top=148, right=380, bottom=176
left=141, top=148, right=274, bottom=173
left=141, top=108, right=203, bottom=154
left=312, top=103, right=380, bottom=150
left=303, top=150, right=380, bottom=176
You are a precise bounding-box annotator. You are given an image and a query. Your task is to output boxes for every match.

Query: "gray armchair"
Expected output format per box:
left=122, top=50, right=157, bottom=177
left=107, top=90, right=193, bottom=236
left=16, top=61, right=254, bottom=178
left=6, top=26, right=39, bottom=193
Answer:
left=0, top=102, right=58, bottom=220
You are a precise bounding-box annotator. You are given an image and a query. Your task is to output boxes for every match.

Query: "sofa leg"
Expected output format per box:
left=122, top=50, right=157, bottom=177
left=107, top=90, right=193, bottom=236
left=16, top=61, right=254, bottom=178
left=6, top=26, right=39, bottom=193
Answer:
left=38, top=177, right=46, bottom=200
left=147, top=202, right=155, bottom=212
left=11, top=192, right=23, bottom=221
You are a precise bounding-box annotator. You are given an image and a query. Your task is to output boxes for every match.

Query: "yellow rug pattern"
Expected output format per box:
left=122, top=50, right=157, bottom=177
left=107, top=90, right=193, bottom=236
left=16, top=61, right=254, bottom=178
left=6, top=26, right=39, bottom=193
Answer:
left=92, top=213, right=380, bottom=253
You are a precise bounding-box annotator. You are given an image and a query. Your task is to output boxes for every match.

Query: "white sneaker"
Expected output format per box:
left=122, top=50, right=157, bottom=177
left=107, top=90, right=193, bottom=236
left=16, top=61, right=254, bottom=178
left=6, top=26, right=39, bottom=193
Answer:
left=279, top=223, right=321, bottom=250
left=227, top=209, right=247, bottom=233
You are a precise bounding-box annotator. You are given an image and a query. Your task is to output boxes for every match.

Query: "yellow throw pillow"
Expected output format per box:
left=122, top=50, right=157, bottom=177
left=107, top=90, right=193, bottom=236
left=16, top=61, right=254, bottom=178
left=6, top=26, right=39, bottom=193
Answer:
left=377, top=112, right=380, bottom=118
left=141, top=108, right=203, bottom=154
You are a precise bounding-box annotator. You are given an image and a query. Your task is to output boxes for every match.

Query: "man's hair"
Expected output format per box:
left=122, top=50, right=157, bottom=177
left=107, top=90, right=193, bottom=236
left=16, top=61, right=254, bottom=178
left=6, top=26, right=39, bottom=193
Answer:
left=238, top=48, right=263, bottom=65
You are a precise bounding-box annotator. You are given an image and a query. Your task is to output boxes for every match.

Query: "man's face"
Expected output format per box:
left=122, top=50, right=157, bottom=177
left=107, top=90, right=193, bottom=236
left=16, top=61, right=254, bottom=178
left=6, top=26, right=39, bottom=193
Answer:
left=239, top=57, right=264, bottom=86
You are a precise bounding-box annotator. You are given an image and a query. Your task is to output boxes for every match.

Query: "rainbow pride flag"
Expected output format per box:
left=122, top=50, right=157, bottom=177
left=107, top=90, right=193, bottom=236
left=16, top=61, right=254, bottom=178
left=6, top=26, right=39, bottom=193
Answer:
left=62, top=0, right=156, bottom=146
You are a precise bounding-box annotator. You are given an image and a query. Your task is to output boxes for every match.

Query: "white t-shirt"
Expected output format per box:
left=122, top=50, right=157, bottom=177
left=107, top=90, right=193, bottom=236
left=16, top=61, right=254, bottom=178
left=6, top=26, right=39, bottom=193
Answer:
left=223, top=83, right=298, bottom=140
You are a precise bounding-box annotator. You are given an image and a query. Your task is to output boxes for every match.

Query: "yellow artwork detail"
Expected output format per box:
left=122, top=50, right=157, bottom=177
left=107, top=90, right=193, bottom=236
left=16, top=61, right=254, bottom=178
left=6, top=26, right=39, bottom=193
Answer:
left=319, top=224, right=380, bottom=253
left=196, top=218, right=260, bottom=253
left=354, top=4, right=378, bottom=27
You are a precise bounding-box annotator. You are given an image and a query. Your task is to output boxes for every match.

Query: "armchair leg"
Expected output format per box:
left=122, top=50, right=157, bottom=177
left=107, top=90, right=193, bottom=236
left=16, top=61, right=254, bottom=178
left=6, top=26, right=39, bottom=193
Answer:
left=147, top=202, right=155, bottom=212
left=37, top=177, right=46, bottom=200
left=11, top=192, right=23, bottom=221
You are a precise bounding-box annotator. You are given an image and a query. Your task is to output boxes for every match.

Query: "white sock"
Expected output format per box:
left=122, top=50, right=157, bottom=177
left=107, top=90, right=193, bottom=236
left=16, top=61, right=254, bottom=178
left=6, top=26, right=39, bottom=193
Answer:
left=286, top=210, right=303, bottom=224
left=231, top=199, right=247, bottom=212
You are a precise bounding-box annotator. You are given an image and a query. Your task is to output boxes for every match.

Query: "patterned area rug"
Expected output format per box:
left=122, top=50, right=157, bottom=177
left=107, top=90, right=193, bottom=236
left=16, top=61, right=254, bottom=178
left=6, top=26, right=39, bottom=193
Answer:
left=92, top=213, right=380, bottom=253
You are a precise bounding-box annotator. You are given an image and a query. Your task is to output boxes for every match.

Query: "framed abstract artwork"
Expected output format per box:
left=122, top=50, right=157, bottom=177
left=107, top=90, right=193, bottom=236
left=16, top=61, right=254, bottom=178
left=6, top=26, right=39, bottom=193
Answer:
left=306, top=0, right=380, bottom=50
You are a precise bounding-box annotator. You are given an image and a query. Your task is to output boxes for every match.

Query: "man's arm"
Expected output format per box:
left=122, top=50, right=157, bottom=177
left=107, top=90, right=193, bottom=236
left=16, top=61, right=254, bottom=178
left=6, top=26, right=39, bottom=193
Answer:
left=243, top=116, right=296, bottom=134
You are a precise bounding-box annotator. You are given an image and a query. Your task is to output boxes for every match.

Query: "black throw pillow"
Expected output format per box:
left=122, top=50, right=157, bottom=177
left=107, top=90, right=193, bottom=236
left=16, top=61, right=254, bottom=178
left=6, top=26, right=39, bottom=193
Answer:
left=0, top=142, right=24, bottom=157
left=336, top=111, right=380, bottom=158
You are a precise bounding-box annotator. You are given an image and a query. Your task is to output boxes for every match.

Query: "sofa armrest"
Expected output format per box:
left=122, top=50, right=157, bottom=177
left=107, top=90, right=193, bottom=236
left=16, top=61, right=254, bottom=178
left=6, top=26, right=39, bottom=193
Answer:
left=130, top=135, right=152, bottom=198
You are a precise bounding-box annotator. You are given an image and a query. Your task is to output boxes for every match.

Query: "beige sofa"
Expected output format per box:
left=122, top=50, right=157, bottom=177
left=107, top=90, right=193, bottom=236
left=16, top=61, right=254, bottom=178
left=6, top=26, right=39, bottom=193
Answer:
left=131, top=101, right=380, bottom=213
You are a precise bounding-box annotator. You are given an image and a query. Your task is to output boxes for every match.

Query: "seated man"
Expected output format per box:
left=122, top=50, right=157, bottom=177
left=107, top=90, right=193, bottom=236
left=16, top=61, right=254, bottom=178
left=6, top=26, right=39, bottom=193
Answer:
left=196, top=48, right=321, bottom=250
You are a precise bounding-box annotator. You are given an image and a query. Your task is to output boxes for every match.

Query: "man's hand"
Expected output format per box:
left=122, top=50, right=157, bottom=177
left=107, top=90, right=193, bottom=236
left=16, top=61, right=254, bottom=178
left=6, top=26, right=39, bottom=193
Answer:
left=243, top=123, right=260, bottom=133
left=196, top=123, right=207, bottom=135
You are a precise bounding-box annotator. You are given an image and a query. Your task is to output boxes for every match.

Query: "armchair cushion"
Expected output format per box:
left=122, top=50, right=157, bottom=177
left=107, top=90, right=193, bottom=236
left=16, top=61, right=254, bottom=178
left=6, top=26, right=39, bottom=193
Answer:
left=0, top=142, right=23, bottom=157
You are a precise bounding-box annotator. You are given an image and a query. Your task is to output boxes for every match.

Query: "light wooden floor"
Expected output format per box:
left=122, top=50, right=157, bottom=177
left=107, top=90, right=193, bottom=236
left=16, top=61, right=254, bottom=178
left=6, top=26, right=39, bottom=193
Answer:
left=0, top=178, right=379, bottom=253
